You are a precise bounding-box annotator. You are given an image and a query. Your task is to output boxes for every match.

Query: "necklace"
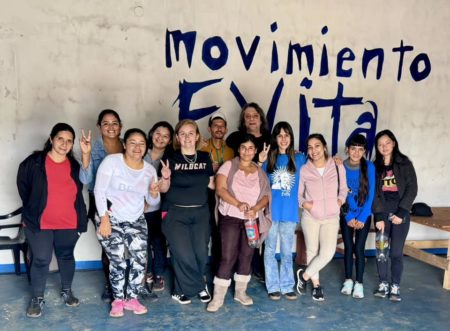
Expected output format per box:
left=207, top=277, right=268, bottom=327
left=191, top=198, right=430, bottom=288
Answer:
left=182, top=152, right=197, bottom=164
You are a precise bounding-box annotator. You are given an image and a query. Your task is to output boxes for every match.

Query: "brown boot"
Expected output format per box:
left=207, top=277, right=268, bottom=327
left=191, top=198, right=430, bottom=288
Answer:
left=233, top=273, right=253, bottom=306
left=206, top=277, right=231, bottom=313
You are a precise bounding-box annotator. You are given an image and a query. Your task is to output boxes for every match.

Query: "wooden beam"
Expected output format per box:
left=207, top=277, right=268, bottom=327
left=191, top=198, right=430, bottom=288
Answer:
left=405, top=240, right=449, bottom=249
left=403, top=245, right=448, bottom=270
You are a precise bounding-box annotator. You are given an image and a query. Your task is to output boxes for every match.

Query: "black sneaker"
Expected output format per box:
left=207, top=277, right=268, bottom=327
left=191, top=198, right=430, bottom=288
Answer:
left=27, top=297, right=44, bottom=318
left=139, top=286, right=159, bottom=301
left=61, top=289, right=80, bottom=307
left=389, top=283, right=402, bottom=302
left=296, top=269, right=307, bottom=295
left=172, top=294, right=192, bottom=305
left=268, top=292, right=281, bottom=301
left=153, top=276, right=165, bottom=292
left=198, top=286, right=211, bottom=303
left=312, top=286, right=325, bottom=302
left=101, top=284, right=113, bottom=302
left=373, top=281, right=389, bottom=298
left=283, top=292, right=298, bottom=300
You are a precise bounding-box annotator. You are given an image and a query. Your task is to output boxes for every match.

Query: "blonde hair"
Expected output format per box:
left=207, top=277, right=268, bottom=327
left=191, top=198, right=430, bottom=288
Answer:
left=173, top=119, right=202, bottom=150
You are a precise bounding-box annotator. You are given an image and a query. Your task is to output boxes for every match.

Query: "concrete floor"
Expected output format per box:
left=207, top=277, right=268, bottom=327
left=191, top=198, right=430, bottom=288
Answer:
left=0, top=257, right=449, bottom=331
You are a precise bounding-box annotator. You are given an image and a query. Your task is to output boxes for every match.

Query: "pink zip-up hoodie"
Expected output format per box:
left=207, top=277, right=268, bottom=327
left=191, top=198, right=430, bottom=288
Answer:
left=298, top=158, right=348, bottom=220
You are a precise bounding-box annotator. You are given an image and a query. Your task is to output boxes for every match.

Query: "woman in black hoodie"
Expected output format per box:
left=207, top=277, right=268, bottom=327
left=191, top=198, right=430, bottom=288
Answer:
left=372, top=129, right=418, bottom=302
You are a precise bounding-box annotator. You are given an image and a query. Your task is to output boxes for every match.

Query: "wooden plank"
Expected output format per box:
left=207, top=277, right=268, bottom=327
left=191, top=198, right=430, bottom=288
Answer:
left=411, top=207, right=450, bottom=231
left=405, top=240, right=449, bottom=249
left=403, top=245, right=448, bottom=270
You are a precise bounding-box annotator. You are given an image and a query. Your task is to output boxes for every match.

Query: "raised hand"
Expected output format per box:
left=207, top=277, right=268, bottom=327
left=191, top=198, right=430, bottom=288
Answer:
left=258, top=142, right=270, bottom=164
left=80, top=129, right=92, bottom=155
left=160, top=159, right=171, bottom=179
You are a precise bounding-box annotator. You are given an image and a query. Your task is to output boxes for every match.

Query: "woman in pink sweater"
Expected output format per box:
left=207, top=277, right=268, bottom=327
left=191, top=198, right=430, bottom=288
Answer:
left=296, top=134, right=347, bottom=301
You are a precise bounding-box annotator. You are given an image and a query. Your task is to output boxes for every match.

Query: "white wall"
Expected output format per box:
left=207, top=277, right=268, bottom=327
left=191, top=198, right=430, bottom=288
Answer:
left=1, top=0, right=449, bottom=266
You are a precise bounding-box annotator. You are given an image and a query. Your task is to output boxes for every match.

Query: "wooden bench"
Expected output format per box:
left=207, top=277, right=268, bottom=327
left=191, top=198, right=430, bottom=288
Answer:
left=403, top=207, right=450, bottom=290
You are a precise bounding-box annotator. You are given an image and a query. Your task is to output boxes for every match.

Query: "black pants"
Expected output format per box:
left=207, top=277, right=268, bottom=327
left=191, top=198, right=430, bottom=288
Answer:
left=25, top=228, right=79, bottom=298
left=144, top=210, right=167, bottom=276
left=340, top=216, right=371, bottom=283
left=216, top=213, right=255, bottom=279
left=375, top=217, right=410, bottom=285
left=162, top=205, right=210, bottom=297
left=207, top=188, right=221, bottom=273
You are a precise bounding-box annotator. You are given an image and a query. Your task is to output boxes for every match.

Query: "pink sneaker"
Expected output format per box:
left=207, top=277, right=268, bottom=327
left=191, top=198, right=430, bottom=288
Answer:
left=110, top=299, right=125, bottom=318
left=124, top=298, right=148, bottom=315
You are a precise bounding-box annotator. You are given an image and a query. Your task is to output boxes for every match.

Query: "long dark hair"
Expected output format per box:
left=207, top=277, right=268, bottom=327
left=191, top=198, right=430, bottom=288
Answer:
left=347, top=134, right=369, bottom=207
left=267, top=122, right=296, bottom=174
left=374, top=129, right=408, bottom=173
left=306, top=133, right=329, bottom=160
left=43, top=123, right=76, bottom=158
left=237, top=102, right=269, bottom=134
left=147, top=121, right=174, bottom=153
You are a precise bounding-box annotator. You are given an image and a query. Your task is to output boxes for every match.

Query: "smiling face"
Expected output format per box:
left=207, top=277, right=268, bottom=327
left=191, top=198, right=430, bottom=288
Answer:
left=243, top=107, right=262, bottom=134
left=98, top=113, right=122, bottom=139
left=376, top=134, right=395, bottom=160
left=176, top=123, right=199, bottom=150
left=238, top=140, right=257, bottom=162
left=124, top=132, right=147, bottom=161
left=209, top=119, right=227, bottom=140
left=152, top=126, right=172, bottom=151
left=276, top=128, right=291, bottom=154
left=307, top=138, right=326, bottom=163
left=347, top=145, right=366, bottom=165
left=50, top=130, right=74, bottom=158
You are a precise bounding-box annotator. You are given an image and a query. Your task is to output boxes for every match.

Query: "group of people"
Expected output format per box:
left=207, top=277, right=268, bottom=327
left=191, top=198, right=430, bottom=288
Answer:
left=17, top=103, right=417, bottom=318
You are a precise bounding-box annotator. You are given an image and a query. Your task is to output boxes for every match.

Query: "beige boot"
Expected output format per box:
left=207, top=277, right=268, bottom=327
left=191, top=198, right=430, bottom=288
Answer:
left=206, top=277, right=231, bottom=312
left=233, top=273, right=253, bottom=306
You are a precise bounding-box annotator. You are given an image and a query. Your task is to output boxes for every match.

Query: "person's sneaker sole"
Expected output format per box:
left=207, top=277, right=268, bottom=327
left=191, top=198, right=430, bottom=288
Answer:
left=26, top=311, right=42, bottom=318
left=171, top=295, right=191, bottom=305
left=389, top=296, right=402, bottom=302
left=268, top=292, right=281, bottom=301
left=312, top=296, right=325, bottom=302
left=284, top=294, right=298, bottom=301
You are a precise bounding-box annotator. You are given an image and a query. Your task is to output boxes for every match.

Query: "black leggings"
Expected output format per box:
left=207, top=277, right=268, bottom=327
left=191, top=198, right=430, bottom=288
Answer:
left=340, top=216, right=371, bottom=283
left=375, top=218, right=410, bottom=285
left=25, top=228, right=79, bottom=297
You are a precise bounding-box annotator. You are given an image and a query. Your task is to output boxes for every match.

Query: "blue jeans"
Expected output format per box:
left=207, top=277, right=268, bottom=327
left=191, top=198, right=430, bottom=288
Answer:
left=264, top=221, right=297, bottom=294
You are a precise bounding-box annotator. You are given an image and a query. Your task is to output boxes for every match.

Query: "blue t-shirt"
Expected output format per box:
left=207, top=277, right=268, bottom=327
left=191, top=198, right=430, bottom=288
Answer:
left=263, top=153, right=306, bottom=223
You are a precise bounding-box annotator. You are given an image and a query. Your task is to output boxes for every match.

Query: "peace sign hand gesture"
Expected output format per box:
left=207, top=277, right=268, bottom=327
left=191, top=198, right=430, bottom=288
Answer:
left=258, top=143, right=270, bottom=164
left=80, top=129, right=92, bottom=155
left=160, top=159, right=171, bottom=180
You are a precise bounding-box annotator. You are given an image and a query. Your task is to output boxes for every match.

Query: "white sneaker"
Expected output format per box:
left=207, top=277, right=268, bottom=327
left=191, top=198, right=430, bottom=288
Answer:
left=341, top=279, right=354, bottom=296
left=352, top=282, right=364, bottom=299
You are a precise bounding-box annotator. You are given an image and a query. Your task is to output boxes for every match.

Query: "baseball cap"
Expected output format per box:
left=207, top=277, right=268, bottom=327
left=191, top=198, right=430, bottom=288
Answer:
left=208, top=111, right=227, bottom=127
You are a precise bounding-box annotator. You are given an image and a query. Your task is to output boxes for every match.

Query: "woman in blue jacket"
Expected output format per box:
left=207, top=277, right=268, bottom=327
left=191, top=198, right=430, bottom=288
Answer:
left=340, top=134, right=375, bottom=299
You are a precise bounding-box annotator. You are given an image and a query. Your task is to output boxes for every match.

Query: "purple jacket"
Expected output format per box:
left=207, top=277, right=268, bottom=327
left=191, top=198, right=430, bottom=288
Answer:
left=298, top=158, right=348, bottom=220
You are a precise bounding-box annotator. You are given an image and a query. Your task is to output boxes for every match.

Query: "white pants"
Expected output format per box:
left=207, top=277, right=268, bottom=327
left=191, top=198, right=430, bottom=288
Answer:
left=301, top=212, right=339, bottom=281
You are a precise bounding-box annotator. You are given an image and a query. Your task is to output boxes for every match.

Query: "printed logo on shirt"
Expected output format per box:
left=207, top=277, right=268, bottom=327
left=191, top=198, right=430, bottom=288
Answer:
left=174, top=162, right=207, bottom=171
left=382, top=169, right=398, bottom=192
left=271, top=166, right=295, bottom=196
